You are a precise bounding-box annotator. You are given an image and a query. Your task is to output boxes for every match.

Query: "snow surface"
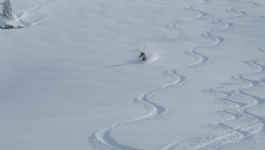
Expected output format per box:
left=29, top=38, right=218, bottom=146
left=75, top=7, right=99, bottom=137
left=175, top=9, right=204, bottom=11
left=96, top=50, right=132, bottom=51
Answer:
left=0, top=0, right=265, bottom=150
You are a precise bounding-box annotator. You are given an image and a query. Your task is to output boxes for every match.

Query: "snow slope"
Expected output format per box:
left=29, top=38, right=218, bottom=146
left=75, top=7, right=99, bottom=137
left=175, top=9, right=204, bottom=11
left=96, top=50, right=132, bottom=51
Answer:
left=0, top=0, right=264, bottom=150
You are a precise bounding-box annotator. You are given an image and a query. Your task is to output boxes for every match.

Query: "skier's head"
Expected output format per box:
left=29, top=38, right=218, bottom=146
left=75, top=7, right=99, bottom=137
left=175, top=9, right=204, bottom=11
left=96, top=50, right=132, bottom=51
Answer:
left=141, top=52, right=144, bottom=55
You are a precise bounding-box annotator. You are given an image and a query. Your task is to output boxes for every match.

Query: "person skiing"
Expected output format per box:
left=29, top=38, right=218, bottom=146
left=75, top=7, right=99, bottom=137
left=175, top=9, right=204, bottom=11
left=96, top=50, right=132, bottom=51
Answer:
left=138, top=52, right=146, bottom=61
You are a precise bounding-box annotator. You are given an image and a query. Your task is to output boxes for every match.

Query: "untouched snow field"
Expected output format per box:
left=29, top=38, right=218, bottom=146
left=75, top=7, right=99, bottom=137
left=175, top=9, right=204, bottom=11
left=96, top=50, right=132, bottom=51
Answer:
left=1, top=0, right=265, bottom=149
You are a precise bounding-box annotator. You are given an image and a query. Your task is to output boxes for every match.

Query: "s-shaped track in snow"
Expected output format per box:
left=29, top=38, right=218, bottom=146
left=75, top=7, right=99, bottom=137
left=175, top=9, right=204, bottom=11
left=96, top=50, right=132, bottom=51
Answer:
left=88, top=0, right=260, bottom=149
left=88, top=0, right=211, bottom=149
left=161, top=1, right=265, bottom=150
left=162, top=46, right=265, bottom=150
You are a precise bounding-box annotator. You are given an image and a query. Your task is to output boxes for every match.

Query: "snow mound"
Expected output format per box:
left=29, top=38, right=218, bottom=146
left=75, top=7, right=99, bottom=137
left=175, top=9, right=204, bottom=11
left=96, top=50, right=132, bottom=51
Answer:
left=0, top=15, right=24, bottom=29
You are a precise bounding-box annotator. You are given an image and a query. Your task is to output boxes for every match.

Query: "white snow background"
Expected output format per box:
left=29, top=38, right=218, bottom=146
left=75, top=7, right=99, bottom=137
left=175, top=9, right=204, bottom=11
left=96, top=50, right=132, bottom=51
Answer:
left=0, top=0, right=265, bottom=150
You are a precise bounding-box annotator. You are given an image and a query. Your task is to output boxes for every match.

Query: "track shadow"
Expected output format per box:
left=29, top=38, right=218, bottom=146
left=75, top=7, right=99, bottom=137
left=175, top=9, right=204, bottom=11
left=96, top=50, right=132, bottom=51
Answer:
left=107, top=54, right=159, bottom=68
left=107, top=59, right=143, bottom=68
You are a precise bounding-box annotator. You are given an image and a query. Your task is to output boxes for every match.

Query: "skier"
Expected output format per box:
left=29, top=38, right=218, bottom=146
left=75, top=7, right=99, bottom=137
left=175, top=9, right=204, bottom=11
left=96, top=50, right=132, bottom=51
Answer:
left=138, top=52, right=146, bottom=61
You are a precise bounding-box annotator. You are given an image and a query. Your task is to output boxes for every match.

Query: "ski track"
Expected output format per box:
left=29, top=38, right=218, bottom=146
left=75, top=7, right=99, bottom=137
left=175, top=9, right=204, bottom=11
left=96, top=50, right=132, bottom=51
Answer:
left=88, top=0, right=264, bottom=149
left=88, top=0, right=211, bottom=149
left=18, top=2, right=49, bottom=27
left=161, top=48, right=265, bottom=150
left=161, top=0, right=265, bottom=148
left=88, top=68, right=184, bottom=150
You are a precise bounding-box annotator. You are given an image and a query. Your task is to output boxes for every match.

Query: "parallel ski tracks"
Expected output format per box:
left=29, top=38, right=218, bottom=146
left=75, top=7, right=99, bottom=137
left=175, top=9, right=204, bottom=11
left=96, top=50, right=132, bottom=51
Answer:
left=88, top=0, right=264, bottom=149
left=162, top=47, right=265, bottom=149
left=161, top=0, right=265, bottom=150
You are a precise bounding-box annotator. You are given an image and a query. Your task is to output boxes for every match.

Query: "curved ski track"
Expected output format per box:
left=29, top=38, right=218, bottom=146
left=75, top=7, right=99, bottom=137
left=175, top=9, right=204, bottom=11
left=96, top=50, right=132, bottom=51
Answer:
left=163, top=46, right=265, bottom=150
left=18, top=2, right=49, bottom=27
left=161, top=1, right=265, bottom=150
left=88, top=1, right=210, bottom=149
left=161, top=55, right=265, bottom=148
left=88, top=0, right=264, bottom=149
